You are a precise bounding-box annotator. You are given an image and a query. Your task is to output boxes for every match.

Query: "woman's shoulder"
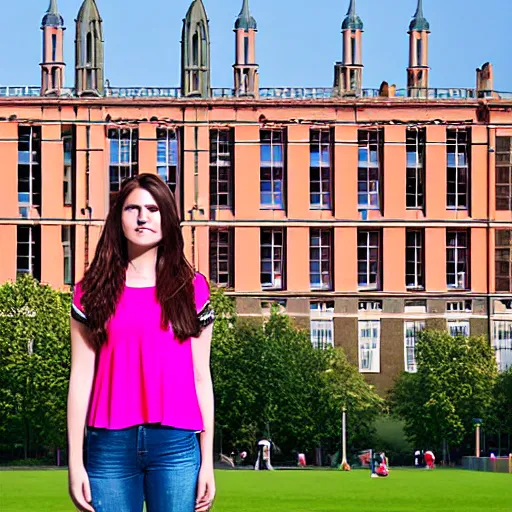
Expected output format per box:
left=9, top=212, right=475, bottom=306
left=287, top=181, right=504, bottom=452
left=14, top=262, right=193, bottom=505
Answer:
left=193, top=272, right=209, bottom=288
left=71, top=280, right=88, bottom=324
left=193, top=272, right=212, bottom=317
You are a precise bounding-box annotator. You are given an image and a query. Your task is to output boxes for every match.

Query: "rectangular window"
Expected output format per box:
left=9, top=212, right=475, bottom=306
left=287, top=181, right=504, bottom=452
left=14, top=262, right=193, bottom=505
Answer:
left=310, top=129, right=332, bottom=209
left=261, top=228, right=284, bottom=290
left=447, top=129, right=470, bottom=209
left=406, top=128, right=425, bottom=209
left=52, top=34, right=57, bottom=62
left=404, top=320, right=425, bottom=373
left=17, top=225, right=41, bottom=281
left=493, top=321, right=512, bottom=372
left=63, top=126, right=73, bottom=206
left=260, top=129, right=284, bottom=209
left=406, top=229, right=424, bottom=289
left=310, top=229, right=332, bottom=290
left=496, top=229, right=512, bottom=292
left=358, top=230, right=381, bottom=289
left=62, top=225, right=73, bottom=286
left=404, top=300, right=427, bottom=314
left=18, top=126, right=42, bottom=218
left=210, top=129, right=233, bottom=210
left=358, top=130, right=381, bottom=210
left=109, top=128, right=138, bottom=204
left=359, top=300, right=382, bottom=312
left=446, top=230, right=469, bottom=289
left=310, top=302, right=334, bottom=350
left=157, top=128, right=179, bottom=194
left=496, top=137, right=512, bottom=211
left=448, top=320, right=470, bottom=337
left=358, top=320, right=380, bottom=373
left=447, top=300, right=472, bottom=313
left=209, top=228, right=234, bottom=288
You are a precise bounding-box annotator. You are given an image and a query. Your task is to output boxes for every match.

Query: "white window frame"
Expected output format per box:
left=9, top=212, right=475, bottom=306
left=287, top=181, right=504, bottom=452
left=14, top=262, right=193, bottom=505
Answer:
left=63, top=128, right=73, bottom=206
left=447, top=300, right=472, bottom=313
left=209, top=228, right=233, bottom=288
left=357, top=130, right=381, bottom=210
left=446, top=129, right=469, bottom=210
left=260, top=129, right=284, bottom=209
left=310, top=129, right=332, bottom=210
left=209, top=129, right=232, bottom=209
left=157, top=128, right=179, bottom=192
left=108, top=128, right=138, bottom=195
left=406, top=128, right=425, bottom=209
left=404, top=320, right=425, bottom=373
left=446, top=230, right=468, bottom=289
left=495, top=137, right=512, bottom=211
left=358, top=230, right=381, bottom=290
left=493, top=320, right=512, bottom=372
left=310, top=229, right=332, bottom=291
left=62, top=225, right=72, bottom=286
left=261, top=228, right=284, bottom=290
left=18, top=126, right=41, bottom=218
left=310, top=302, right=334, bottom=350
left=358, top=320, right=380, bottom=373
left=448, top=319, right=470, bottom=337
left=406, top=229, right=424, bottom=289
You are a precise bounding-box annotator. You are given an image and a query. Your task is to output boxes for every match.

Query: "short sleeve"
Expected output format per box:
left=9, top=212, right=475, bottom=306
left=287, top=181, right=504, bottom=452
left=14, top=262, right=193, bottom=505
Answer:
left=71, top=281, right=88, bottom=326
left=194, top=273, right=214, bottom=329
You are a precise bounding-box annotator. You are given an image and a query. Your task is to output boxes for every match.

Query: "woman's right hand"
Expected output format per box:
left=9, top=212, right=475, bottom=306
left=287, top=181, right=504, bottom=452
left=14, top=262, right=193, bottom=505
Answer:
left=68, top=464, right=95, bottom=512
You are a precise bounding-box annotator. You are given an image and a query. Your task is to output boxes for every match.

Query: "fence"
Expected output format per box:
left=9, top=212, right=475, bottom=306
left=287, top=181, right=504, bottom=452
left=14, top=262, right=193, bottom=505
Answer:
left=462, top=455, right=512, bottom=473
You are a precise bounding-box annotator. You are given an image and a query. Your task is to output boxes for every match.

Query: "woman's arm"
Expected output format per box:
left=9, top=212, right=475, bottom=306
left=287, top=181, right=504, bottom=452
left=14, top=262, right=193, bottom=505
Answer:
left=68, top=318, right=96, bottom=465
left=191, top=322, right=215, bottom=511
left=67, top=317, right=96, bottom=511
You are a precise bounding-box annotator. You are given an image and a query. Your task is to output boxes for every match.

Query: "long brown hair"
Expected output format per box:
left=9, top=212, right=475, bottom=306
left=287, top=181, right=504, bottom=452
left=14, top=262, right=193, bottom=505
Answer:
left=80, top=173, right=199, bottom=350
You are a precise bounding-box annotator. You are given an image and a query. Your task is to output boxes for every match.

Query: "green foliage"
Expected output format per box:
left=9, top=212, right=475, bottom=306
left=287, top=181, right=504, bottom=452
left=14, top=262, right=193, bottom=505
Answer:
left=0, top=275, right=71, bottom=458
left=488, top=367, right=512, bottom=435
left=210, top=290, right=382, bottom=458
left=389, top=329, right=498, bottom=454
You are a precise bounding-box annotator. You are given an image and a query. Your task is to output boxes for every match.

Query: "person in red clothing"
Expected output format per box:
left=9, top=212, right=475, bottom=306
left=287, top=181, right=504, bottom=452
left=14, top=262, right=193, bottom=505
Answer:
left=424, top=450, right=436, bottom=469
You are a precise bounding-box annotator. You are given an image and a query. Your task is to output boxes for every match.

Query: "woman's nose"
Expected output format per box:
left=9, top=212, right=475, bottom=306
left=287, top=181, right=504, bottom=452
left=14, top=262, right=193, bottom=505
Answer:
left=137, top=209, right=148, bottom=224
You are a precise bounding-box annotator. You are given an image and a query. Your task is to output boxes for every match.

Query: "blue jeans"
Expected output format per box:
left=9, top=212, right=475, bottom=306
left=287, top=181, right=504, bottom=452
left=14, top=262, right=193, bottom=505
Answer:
left=86, top=424, right=200, bottom=512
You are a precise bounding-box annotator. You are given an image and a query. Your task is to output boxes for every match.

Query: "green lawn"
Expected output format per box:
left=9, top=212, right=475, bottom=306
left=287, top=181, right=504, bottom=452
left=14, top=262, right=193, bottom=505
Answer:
left=0, top=468, right=510, bottom=512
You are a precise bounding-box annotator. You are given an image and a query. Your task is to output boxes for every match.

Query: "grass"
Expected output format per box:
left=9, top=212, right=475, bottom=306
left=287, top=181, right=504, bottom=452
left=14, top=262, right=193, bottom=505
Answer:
left=0, top=468, right=511, bottom=512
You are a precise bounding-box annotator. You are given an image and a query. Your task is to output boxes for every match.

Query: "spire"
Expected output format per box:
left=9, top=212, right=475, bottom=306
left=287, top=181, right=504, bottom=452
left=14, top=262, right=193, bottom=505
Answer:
left=75, top=0, right=104, bottom=95
left=235, top=0, right=257, bottom=30
left=77, top=0, right=102, bottom=23
left=42, top=0, right=64, bottom=28
left=409, top=0, right=430, bottom=31
left=181, top=0, right=211, bottom=97
left=342, top=0, right=363, bottom=30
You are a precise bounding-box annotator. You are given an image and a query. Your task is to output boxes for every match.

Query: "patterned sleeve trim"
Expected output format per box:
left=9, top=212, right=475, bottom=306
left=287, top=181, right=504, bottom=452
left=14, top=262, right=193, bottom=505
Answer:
left=71, top=302, right=88, bottom=326
left=197, top=300, right=215, bottom=328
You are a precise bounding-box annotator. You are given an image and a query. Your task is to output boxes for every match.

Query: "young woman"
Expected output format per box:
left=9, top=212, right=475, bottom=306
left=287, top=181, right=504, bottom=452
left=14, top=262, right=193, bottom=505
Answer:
left=67, top=174, right=215, bottom=512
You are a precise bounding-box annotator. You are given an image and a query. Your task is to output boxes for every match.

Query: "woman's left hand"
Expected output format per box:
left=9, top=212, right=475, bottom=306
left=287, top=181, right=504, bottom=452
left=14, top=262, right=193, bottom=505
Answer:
left=195, top=464, right=216, bottom=511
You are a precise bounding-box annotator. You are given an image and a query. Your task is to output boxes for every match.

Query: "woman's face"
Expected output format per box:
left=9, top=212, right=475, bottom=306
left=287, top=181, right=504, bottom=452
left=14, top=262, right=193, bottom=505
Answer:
left=121, top=187, right=162, bottom=249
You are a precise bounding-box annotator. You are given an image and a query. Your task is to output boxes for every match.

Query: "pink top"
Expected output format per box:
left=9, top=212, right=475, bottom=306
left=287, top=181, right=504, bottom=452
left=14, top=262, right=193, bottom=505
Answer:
left=71, top=273, right=214, bottom=431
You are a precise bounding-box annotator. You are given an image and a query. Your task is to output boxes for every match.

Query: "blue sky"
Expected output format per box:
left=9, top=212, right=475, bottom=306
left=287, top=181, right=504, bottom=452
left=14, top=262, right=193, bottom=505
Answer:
left=1, top=0, right=510, bottom=90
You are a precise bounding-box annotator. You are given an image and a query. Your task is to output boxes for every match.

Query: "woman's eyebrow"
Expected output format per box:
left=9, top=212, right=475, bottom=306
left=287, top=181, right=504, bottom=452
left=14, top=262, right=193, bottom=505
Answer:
left=124, top=203, right=158, bottom=208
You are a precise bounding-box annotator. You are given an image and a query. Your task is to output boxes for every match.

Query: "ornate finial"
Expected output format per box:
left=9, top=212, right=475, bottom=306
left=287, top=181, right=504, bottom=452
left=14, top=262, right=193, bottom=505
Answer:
left=235, top=0, right=257, bottom=30
left=42, top=0, right=64, bottom=27
left=342, top=0, right=363, bottom=30
left=410, top=0, right=430, bottom=31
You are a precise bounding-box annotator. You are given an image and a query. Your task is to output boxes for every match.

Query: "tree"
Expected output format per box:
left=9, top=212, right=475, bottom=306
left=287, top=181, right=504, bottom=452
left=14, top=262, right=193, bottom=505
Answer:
left=0, top=275, right=71, bottom=460
left=210, top=291, right=382, bottom=460
left=389, top=329, right=497, bottom=459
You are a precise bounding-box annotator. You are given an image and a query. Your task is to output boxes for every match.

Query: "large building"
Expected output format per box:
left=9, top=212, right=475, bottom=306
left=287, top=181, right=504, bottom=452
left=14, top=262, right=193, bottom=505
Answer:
left=1, top=0, right=511, bottom=392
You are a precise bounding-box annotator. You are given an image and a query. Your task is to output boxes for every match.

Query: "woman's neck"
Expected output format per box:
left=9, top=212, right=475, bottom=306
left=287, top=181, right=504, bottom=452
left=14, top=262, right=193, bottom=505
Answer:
left=126, top=245, right=158, bottom=287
